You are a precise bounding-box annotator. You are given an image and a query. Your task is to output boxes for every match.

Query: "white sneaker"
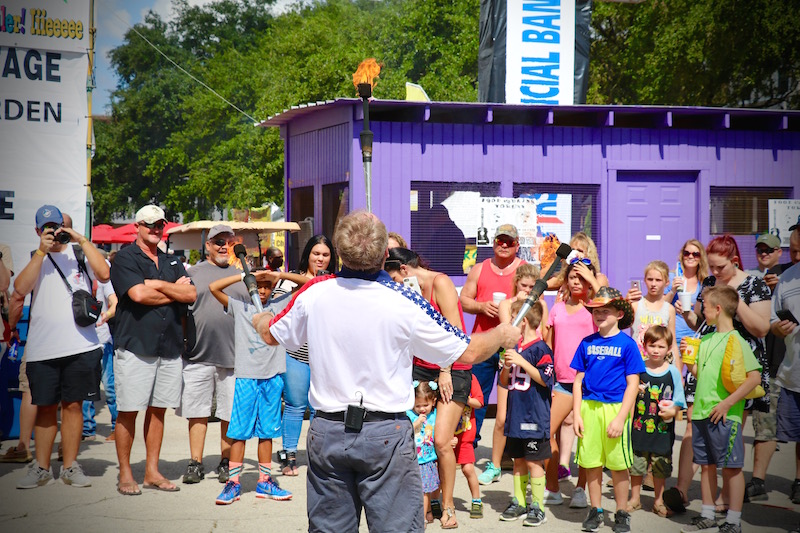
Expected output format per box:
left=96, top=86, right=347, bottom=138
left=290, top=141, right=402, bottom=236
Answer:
left=60, top=461, right=91, bottom=487
left=569, top=487, right=589, bottom=508
left=543, top=488, right=564, bottom=505
left=17, top=460, right=56, bottom=489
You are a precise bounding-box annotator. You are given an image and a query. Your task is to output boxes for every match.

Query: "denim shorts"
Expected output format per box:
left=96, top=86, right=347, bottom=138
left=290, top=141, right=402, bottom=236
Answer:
left=554, top=381, right=574, bottom=396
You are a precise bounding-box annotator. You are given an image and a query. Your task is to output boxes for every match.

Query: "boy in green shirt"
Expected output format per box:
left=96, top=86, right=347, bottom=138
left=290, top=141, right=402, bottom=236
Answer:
left=682, top=286, right=762, bottom=533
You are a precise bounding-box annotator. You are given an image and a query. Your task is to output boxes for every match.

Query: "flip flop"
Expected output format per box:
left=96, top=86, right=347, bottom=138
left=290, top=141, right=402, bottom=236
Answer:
left=663, top=487, right=687, bottom=513
left=143, top=478, right=180, bottom=492
left=627, top=500, right=642, bottom=512
left=117, top=481, right=142, bottom=496
left=441, top=507, right=458, bottom=529
left=652, top=502, right=672, bottom=518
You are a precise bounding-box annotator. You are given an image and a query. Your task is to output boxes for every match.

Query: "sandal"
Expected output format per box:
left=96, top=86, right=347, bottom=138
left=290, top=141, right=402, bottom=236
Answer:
left=441, top=506, right=458, bottom=529
left=430, top=499, right=443, bottom=520
left=715, top=503, right=729, bottom=515
left=663, top=487, right=687, bottom=514
left=652, top=502, right=672, bottom=518
left=627, top=500, right=642, bottom=512
left=283, top=451, right=298, bottom=476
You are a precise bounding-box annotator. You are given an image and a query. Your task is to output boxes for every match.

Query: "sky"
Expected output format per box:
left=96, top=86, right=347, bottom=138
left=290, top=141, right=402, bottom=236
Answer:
left=94, top=0, right=294, bottom=113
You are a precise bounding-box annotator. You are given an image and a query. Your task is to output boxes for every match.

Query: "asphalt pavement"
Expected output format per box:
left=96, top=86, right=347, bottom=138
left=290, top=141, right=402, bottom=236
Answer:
left=1, top=406, right=798, bottom=532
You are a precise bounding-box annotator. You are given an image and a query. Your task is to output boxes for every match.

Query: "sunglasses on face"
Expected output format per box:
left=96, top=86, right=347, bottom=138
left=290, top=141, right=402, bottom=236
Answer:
left=755, top=246, right=777, bottom=254
left=569, top=257, right=592, bottom=266
left=682, top=250, right=701, bottom=258
left=141, top=221, right=166, bottom=230
left=211, top=238, right=232, bottom=247
left=494, top=236, right=518, bottom=247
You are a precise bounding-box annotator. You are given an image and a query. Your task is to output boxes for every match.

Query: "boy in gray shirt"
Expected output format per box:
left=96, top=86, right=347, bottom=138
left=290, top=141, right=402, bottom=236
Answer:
left=208, top=270, right=292, bottom=505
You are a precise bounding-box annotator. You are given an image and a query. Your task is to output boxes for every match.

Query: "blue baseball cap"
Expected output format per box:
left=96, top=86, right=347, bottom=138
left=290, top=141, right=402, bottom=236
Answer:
left=35, top=205, right=63, bottom=230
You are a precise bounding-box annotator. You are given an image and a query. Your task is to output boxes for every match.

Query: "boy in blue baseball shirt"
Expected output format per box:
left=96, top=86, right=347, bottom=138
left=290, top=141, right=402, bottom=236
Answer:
left=208, top=270, right=293, bottom=505
left=498, top=300, right=554, bottom=527
left=572, top=287, right=645, bottom=533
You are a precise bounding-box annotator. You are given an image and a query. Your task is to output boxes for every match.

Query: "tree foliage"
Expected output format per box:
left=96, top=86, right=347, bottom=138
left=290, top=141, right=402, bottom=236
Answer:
left=92, top=0, right=799, bottom=223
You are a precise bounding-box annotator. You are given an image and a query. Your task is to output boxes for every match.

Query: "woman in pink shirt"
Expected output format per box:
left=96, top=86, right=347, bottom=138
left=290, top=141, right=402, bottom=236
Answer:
left=542, top=259, right=598, bottom=507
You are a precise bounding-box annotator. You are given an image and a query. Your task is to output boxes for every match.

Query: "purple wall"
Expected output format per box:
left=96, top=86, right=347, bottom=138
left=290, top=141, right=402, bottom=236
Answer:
left=276, top=101, right=800, bottom=288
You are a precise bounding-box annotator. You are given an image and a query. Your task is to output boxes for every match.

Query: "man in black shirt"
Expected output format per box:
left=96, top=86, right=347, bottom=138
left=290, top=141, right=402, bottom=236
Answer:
left=111, top=205, right=196, bottom=495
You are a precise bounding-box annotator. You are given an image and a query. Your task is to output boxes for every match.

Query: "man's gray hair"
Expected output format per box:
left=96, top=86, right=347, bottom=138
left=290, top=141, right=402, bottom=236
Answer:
left=333, top=211, right=388, bottom=273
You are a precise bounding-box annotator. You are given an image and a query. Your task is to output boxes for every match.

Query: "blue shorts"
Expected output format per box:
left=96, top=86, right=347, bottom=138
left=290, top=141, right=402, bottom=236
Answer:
left=554, top=382, right=573, bottom=396
left=777, top=388, right=800, bottom=442
left=226, top=375, right=284, bottom=441
left=691, top=418, right=744, bottom=469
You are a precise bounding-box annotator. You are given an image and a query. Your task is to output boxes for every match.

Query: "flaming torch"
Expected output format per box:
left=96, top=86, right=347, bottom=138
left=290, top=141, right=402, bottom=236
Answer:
left=352, top=59, right=381, bottom=212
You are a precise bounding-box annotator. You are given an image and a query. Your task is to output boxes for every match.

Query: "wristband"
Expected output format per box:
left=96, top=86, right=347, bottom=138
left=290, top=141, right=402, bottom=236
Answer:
left=439, top=368, right=451, bottom=374
left=78, top=237, right=88, bottom=245
left=35, top=249, right=46, bottom=257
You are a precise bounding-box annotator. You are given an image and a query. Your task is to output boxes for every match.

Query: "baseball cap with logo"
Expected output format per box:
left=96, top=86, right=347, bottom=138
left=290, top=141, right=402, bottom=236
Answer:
left=755, top=233, right=781, bottom=249
left=135, top=205, right=166, bottom=224
left=207, top=224, right=234, bottom=241
left=494, top=224, right=519, bottom=241
left=35, top=205, right=63, bottom=229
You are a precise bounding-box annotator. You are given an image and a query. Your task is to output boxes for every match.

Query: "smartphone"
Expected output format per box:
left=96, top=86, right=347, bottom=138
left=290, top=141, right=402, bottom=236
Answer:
left=631, top=279, right=641, bottom=292
left=403, top=276, right=422, bottom=294
left=777, top=309, right=799, bottom=324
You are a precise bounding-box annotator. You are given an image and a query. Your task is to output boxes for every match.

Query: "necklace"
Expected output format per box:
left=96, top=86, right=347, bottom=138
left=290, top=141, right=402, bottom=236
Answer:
left=699, top=331, right=731, bottom=372
left=492, top=258, right=518, bottom=276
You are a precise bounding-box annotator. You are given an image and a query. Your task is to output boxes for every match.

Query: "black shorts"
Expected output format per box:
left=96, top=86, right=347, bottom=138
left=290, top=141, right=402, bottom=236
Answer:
left=27, top=348, right=102, bottom=406
left=412, top=366, right=472, bottom=405
left=506, top=436, right=552, bottom=462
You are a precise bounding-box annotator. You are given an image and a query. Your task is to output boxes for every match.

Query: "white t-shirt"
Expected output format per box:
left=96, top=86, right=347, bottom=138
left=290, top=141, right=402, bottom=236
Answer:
left=25, top=246, right=102, bottom=362
left=270, top=273, right=470, bottom=413
left=95, top=274, right=115, bottom=345
left=773, top=262, right=800, bottom=393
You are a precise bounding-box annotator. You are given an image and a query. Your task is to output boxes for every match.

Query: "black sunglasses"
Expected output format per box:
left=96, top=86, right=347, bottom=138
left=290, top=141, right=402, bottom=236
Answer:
left=755, top=246, right=777, bottom=254
left=141, top=220, right=166, bottom=230
left=682, top=250, right=701, bottom=258
left=211, top=238, right=232, bottom=247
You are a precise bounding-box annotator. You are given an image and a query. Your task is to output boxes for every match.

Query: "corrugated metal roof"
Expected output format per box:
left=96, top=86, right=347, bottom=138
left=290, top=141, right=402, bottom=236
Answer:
left=256, top=99, right=800, bottom=131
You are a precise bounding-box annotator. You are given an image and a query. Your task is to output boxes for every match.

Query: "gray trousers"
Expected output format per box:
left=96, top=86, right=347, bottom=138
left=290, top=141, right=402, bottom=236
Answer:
left=306, top=417, right=424, bottom=532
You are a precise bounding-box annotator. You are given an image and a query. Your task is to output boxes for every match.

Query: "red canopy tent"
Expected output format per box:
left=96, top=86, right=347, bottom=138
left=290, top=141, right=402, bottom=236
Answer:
left=91, top=224, right=116, bottom=244
left=91, top=222, right=180, bottom=244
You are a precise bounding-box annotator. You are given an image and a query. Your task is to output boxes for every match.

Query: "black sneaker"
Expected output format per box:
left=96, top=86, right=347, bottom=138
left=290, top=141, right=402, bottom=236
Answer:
left=182, top=460, right=205, bottom=484
left=612, top=510, right=631, bottom=533
left=744, top=478, right=767, bottom=502
left=216, top=458, right=230, bottom=484
left=791, top=480, right=800, bottom=504
left=523, top=502, right=546, bottom=527
left=500, top=498, right=528, bottom=521
left=582, top=507, right=604, bottom=532
left=718, top=523, right=741, bottom=533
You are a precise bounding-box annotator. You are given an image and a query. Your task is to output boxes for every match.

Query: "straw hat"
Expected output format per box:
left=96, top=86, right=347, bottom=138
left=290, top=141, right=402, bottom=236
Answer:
left=584, top=286, right=635, bottom=330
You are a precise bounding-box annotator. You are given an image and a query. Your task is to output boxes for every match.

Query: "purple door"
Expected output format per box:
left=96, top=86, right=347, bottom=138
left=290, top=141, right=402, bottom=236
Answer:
left=607, top=172, right=698, bottom=292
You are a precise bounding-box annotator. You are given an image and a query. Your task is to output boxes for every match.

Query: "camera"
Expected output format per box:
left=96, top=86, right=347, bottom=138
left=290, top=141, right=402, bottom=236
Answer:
left=55, top=230, right=71, bottom=244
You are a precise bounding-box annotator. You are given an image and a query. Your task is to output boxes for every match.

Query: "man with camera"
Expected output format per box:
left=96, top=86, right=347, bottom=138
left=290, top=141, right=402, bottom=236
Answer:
left=13, top=205, right=109, bottom=489
left=111, top=204, right=196, bottom=495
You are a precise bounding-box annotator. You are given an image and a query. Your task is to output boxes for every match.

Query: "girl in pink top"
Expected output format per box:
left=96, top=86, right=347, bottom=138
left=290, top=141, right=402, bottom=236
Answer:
left=543, top=260, right=598, bottom=504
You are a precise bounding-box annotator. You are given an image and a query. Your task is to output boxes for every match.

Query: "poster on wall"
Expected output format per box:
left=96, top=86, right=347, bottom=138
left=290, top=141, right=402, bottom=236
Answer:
left=0, top=0, right=91, bottom=275
left=769, top=199, right=800, bottom=247
left=506, top=0, right=575, bottom=105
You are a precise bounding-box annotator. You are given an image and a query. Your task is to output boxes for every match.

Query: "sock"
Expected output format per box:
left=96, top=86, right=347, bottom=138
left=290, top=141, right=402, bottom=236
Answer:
left=228, top=461, right=243, bottom=483
left=530, top=475, right=546, bottom=508
left=725, top=510, right=741, bottom=526
left=514, top=473, right=529, bottom=504
left=258, top=462, right=272, bottom=482
left=472, top=498, right=482, bottom=504
left=701, top=504, right=716, bottom=520
left=596, top=507, right=604, bottom=514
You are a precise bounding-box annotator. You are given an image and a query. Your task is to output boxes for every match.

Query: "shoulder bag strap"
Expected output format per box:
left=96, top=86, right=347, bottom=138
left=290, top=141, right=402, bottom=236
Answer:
left=47, top=253, right=74, bottom=295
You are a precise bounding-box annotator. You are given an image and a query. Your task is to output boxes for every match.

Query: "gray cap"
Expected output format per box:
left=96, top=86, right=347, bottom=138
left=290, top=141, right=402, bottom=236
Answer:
left=207, top=224, right=234, bottom=240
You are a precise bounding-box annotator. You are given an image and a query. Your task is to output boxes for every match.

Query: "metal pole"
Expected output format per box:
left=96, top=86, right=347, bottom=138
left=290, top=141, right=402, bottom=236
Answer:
left=85, top=0, right=96, bottom=239
left=357, top=83, right=374, bottom=213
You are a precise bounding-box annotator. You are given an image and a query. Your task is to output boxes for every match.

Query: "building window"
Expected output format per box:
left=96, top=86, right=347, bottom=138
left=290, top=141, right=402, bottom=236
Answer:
left=710, top=187, right=792, bottom=235
left=288, top=186, right=314, bottom=270
left=410, top=181, right=501, bottom=276
left=513, top=183, right=601, bottom=258
left=322, top=182, right=349, bottom=239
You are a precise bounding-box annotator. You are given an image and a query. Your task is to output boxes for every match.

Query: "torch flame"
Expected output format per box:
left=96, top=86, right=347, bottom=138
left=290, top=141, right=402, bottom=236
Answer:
left=352, top=58, right=381, bottom=90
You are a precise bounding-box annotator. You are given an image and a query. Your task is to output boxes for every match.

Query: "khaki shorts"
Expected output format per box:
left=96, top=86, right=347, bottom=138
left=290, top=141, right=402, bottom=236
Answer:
left=752, top=379, right=780, bottom=442
left=18, top=354, right=29, bottom=393
left=175, top=361, right=234, bottom=421
left=114, top=348, right=182, bottom=411
left=630, top=450, right=672, bottom=478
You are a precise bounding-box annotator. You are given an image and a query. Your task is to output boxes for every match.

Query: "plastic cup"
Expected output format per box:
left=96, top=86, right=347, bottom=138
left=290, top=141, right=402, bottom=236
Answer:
left=492, top=292, right=507, bottom=305
left=682, top=337, right=701, bottom=365
left=678, top=291, right=693, bottom=312
left=658, top=399, right=674, bottom=410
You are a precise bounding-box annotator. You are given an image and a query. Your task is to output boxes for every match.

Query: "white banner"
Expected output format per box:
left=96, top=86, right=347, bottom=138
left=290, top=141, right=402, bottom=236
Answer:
left=768, top=199, right=800, bottom=248
left=506, top=0, right=575, bottom=105
left=0, top=0, right=90, bottom=278
left=0, top=0, right=91, bottom=53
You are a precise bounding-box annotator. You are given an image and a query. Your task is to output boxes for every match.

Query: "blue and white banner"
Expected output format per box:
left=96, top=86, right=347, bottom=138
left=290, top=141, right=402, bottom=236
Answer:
left=506, top=0, right=575, bottom=106
left=0, top=0, right=91, bottom=275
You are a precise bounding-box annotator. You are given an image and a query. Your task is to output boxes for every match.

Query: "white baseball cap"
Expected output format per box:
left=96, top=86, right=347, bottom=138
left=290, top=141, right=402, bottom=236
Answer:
left=135, top=205, right=166, bottom=224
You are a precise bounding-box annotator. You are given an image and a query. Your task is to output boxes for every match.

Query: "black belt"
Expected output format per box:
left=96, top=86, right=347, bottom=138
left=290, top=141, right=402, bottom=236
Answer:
left=316, top=410, right=407, bottom=423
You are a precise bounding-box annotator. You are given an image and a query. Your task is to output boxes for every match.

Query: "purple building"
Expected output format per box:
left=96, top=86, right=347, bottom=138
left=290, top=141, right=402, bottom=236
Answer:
left=260, top=100, right=800, bottom=309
